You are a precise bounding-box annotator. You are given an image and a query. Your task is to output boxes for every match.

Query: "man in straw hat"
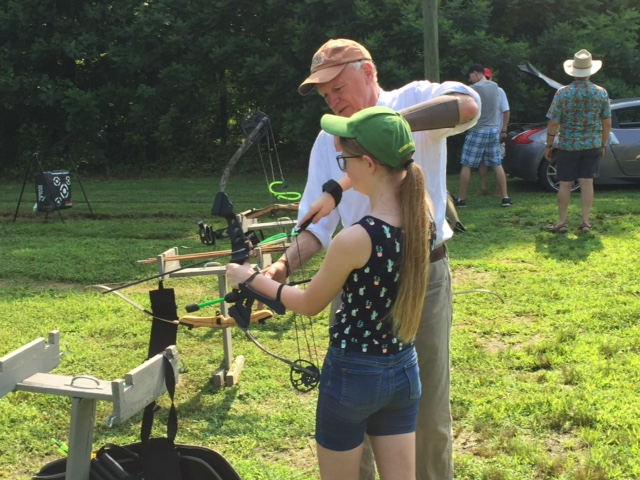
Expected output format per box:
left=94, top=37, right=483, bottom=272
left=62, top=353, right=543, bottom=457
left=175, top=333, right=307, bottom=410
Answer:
left=265, top=38, right=480, bottom=480
left=544, top=49, right=611, bottom=234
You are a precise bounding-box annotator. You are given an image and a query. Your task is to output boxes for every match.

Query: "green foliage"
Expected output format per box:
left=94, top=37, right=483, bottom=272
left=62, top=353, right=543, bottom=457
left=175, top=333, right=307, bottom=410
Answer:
left=1, top=0, right=639, bottom=177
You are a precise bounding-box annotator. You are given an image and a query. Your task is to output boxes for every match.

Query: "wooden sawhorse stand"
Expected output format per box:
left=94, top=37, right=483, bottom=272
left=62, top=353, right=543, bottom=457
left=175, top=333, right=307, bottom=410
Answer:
left=0, top=331, right=179, bottom=480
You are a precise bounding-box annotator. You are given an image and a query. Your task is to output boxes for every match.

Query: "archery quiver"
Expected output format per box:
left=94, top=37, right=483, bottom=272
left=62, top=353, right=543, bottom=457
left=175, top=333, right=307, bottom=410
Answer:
left=33, top=353, right=242, bottom=480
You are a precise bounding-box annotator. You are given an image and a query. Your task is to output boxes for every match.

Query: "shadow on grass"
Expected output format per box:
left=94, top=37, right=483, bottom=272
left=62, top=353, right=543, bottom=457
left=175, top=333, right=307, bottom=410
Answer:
left=534, top=229, right=604, bottom=262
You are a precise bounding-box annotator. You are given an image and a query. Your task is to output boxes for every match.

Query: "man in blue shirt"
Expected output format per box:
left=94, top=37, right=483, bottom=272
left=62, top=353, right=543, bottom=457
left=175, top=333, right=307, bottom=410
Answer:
left=544, top=50, right=611, bottom=234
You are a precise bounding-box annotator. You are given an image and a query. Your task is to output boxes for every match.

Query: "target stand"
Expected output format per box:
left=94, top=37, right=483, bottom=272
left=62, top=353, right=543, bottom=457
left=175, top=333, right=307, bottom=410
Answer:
left=13, top=152, right=94, bottom=223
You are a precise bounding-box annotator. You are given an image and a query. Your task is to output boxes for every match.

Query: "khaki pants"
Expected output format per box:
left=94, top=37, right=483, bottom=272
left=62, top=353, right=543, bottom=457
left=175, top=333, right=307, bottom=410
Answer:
left=330, top=257, right=453, bottom=480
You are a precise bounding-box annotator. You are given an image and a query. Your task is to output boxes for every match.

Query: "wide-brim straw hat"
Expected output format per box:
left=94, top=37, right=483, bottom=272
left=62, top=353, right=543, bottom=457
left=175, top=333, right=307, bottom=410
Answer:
left=563, top=49, right=602, bottom=77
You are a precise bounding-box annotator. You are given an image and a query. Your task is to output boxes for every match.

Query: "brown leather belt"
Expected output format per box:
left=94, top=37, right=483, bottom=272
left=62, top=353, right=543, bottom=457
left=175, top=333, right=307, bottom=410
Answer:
left=430, top=244, right=447, bottom=263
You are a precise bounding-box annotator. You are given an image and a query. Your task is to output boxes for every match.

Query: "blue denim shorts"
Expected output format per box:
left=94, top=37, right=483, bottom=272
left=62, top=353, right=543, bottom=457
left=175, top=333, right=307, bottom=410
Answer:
left=315, top=346, right=421, bottom=451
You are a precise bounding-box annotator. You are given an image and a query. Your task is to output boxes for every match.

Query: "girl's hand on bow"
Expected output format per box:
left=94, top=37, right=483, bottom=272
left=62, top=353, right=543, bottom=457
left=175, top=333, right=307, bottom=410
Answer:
left=226, top=262, right=255, bottom=289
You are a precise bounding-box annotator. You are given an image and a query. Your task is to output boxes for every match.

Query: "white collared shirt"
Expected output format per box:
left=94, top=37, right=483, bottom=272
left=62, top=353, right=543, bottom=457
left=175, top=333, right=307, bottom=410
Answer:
left=299, top=80, right=481, bottom=249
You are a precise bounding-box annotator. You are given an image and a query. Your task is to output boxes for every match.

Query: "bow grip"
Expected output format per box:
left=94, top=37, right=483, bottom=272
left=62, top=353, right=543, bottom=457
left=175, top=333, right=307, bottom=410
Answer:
left=225, top=284, right=286, bottom=316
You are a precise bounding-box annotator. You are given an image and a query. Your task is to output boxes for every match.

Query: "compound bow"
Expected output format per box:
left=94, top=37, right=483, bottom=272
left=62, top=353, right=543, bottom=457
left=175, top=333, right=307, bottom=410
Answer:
left=210, top=190, right=320, bottom=393
left=203, top=113, right=319, bottom=392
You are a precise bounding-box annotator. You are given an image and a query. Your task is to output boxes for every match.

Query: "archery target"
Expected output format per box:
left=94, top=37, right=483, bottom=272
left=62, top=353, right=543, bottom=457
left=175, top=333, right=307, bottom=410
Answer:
left=35, top=171, right=73, bottom=212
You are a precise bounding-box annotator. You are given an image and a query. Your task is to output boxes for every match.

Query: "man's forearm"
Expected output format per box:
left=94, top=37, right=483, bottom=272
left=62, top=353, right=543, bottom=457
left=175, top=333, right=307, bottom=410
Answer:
left=279, top=230, right=323, bottom=272
left=602, top=118, right=611, bottom=146
left=456, top=93, right=480, bottom=124
left=502, top=111, right=510, bottom=131
left=399, top=93, right=478, bottom=131
left=547, top=120, right=560, bottom=136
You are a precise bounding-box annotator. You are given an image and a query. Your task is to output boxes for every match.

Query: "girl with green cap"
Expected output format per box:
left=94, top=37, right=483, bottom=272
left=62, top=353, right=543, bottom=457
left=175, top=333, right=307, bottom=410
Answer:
left=227, top=106, right=434, bottom=480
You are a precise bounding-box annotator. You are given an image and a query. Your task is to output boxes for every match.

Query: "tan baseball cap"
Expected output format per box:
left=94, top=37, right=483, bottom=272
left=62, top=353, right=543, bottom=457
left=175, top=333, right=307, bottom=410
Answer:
left=298, top=39, right=372, bottom=95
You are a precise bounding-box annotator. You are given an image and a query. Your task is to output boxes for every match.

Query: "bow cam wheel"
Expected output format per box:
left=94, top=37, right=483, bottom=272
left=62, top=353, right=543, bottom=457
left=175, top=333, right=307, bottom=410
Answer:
left=290, top=359, right=320, bottom=393
left=241, top=111, right=270, bottom=142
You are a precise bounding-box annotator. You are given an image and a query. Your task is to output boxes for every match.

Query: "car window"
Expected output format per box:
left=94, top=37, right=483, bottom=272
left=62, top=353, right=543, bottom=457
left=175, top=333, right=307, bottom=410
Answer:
left=614, top=106, right=640, bottom=129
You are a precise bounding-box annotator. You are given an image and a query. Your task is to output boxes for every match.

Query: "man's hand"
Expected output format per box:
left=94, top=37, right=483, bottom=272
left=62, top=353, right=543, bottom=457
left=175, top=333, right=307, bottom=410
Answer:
left=297, top=192, right=335, bottom=229
left=262, top=259, right=288, bottom=284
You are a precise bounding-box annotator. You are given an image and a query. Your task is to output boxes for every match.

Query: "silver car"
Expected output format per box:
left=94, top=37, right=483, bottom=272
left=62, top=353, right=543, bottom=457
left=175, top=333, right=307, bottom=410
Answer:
left=503, top=63, right=640, bottom=192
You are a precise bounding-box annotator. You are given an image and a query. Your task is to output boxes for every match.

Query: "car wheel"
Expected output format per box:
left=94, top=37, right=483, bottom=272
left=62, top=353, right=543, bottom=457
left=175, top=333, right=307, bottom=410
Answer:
left=538, top=157, right=580, bottom=192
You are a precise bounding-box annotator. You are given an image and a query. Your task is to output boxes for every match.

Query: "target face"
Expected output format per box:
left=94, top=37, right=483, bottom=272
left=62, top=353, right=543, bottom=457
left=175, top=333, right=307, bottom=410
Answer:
left=34, top=171, right=73, bottom=212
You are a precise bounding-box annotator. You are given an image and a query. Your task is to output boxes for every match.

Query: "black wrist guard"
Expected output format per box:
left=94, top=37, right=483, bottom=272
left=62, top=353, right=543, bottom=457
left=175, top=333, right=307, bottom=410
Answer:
left=322, top=179, right=343, bottom=208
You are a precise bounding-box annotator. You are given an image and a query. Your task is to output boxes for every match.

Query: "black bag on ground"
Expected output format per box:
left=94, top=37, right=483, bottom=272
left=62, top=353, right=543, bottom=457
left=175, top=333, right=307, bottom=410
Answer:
left=33, top=442, right=240, bottom=480
left=33, top=355, right=242, bottom=480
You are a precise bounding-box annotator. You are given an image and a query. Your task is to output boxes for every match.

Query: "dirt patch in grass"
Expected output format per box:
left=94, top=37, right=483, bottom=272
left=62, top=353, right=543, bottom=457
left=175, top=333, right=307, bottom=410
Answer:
left=479, top=336, right=510, bottom=354
left=452, top=268, right=493, bottom=288
left=454, top=427, right=483, bottom=456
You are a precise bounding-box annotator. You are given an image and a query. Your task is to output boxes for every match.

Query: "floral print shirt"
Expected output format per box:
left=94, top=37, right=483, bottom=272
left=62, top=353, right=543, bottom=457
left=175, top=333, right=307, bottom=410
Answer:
left=330, top=216, right=408, bottom=355
left=546, top=80, right=611, bottom=151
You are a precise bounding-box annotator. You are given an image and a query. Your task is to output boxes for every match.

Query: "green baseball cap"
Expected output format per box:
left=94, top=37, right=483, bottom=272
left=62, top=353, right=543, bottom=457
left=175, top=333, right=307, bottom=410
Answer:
left=321, top=106, right=415, bottom=168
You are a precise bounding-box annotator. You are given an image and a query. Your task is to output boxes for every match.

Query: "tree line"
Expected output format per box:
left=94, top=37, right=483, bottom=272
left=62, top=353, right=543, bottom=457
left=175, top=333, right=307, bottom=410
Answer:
left=1, top=0, right=638, bottom=178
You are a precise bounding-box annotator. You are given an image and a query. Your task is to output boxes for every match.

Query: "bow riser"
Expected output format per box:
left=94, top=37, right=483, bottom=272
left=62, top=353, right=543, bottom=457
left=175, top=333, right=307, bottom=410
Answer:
left=212, top=192, right=250, bottom=264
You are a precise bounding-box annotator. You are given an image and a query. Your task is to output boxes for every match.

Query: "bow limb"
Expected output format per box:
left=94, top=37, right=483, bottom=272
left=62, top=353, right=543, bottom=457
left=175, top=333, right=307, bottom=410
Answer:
left=226, top=283, right=320, bottom=392
left=87, top=285, right=180, bottom=325
left=89, top=285, right=275, bottom=330
left=218, top=115, right=270, bottom=193
left=229, top=289, right=313, bottom=376
left=242, top=203, right=300, bottom=220
left=244, top=330, right=319, bottom=379
left=180, top=310, right=273, bottom=329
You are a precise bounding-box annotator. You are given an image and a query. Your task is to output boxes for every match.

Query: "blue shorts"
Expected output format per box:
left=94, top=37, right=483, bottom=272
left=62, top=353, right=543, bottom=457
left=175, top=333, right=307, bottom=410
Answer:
left=315, top=346, right=421, bottom=451
left=554, top=148, right=601, bottom=181
left=461, top=129, right=501, bottom=168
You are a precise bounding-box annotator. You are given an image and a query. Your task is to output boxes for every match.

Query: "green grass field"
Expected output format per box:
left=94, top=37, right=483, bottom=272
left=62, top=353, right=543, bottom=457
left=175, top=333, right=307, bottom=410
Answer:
left=1, top=173, right=639, bottom=479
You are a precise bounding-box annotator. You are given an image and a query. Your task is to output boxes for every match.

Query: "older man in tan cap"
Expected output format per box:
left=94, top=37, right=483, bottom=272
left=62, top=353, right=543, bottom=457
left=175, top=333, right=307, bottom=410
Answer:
left=265, top=38, right=480, bottom=480
left=544, top=49, right=611, bottom=234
